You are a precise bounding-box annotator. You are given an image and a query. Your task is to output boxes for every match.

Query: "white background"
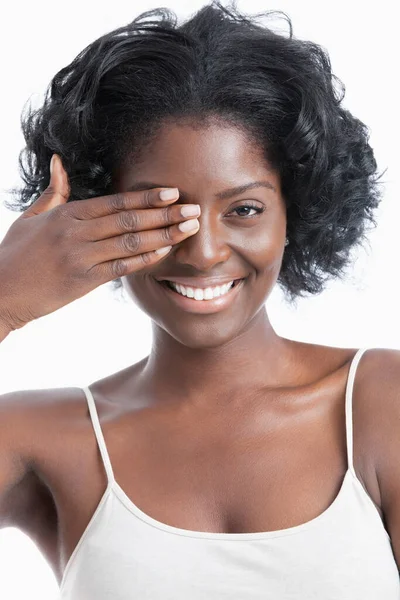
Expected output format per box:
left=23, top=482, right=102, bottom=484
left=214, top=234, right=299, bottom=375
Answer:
left=0, top=0, right=398, bottom=597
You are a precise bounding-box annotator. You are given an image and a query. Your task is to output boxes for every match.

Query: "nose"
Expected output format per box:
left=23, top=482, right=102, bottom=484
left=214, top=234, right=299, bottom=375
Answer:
left=173, top=211, right=231, bottom=272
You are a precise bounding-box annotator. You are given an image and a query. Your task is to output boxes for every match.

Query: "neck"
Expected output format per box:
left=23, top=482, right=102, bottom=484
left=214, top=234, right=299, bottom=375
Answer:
left=140, top=306, right=295, bottom=410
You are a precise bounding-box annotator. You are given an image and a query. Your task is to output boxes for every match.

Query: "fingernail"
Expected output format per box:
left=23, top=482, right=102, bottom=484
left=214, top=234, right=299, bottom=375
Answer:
left=180, top=204, right=201, bottom=218
left=155, top=245, right=172, bottom=255
left=50, top=155, right=56, bottom=176
left=159, top=188, right=179, bottom=201
left=178, top=218, right=199, bottom=232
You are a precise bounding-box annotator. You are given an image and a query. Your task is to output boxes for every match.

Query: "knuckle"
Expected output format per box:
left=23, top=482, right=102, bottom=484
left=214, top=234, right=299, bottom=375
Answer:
left=109, top=193, right=127, bottom=212
left=162, top=206, right=173, bottom=226
left=121, top=232, right=140, bottom=253
left=46, top=204, right=65, bottom=223
left=161, top=226, right=173, bottom=244
left=86, top=262, right=103, bottom=282
left=55, top=203, right=71, bottom=219
left=46, top=217, right=67, bottom=243
left=47, top=205, right=73, bottom=234
left=51, top=216, right=80, bottom=246
left=60, top=221, right=77, bottom=241
left=111, top=258, right=128, bottom=278
left=62, top=247, right=84, bottom=273
left=116, top=210, right=138, bottom=232
left=142, top=189, right=153, bottom=208
left=140, top=251, right=154, bottom=266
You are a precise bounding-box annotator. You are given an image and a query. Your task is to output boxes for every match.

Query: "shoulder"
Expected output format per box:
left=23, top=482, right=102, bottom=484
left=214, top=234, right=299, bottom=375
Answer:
left=350, top=346, right=400, bottom=472
left=0, top=385, right=88, bottom=458
left=351, top=346, right=400, bottom=563
left=353, top=346, right=400, bottom=391
left=0, top=386, right=87, bottom=526
left=351, top=347, right=400, bottom=450
left=0, top=386, right=88, bottom=441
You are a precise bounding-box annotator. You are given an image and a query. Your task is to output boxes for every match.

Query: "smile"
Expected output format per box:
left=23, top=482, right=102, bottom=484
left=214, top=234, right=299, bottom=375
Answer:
left=164, top=280, right=236, bottom=300
left=154, top=278, right=246, bottom=314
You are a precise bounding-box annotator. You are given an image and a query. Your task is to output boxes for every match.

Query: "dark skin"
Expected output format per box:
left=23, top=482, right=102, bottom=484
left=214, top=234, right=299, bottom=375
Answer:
left=2, top=120, right=400, bottom=588
left=115, top=121, right=293, bottom=410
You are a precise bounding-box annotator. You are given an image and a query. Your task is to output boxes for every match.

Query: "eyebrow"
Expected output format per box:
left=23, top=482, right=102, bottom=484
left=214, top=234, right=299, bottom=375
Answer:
left=126, top=180, right=276, bottom=199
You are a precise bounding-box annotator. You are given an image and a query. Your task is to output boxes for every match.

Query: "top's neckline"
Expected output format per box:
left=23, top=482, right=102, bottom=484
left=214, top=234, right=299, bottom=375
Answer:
left=110, top=468, right=354, bottom=541
left=81, top=348, right=372, bottom=542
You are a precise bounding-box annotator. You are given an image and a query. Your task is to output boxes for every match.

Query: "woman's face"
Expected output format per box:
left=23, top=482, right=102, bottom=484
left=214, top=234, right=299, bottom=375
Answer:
left=114, top=120, right=287, bottom=348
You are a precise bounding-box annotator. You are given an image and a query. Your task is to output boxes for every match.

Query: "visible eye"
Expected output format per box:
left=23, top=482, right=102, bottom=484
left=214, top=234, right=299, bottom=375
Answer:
left=229, top=202, right=265, bottom=218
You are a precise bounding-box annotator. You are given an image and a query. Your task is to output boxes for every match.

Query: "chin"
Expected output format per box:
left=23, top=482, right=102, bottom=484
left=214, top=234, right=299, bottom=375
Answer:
left=154, top=317, right=245, bottom=350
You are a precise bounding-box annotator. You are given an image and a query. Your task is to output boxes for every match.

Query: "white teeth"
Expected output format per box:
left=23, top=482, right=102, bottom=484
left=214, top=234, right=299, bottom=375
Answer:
left=194, top=288, right=204, bottom=300
left=169, top=281, right=235, bottom=300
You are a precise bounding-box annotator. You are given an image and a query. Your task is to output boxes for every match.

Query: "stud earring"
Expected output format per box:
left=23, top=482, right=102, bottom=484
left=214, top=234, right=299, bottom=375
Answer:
left=285, top=237, right=289, bottom=247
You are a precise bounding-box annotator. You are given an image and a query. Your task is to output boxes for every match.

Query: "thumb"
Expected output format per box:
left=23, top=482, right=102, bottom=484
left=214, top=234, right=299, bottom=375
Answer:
left=23, top=154, right=71, bottom=218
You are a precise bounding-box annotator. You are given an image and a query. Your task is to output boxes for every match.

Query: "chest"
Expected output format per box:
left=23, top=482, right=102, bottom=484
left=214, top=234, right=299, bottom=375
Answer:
left=46, top=388, right=356, bottom=584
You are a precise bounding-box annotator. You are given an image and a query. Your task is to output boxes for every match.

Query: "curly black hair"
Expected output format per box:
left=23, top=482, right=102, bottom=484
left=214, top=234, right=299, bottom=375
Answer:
left=5, top=0, right=386, bottom=306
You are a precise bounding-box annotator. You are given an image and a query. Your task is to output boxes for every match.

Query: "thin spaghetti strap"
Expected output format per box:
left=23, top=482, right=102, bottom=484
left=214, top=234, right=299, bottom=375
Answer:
left=345, top=348, right=371, bottom=476
left=82, top=386, right=115, bottom=485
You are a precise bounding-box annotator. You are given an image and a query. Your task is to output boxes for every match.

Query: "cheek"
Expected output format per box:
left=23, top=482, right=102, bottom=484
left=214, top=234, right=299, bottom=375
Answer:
left=121, top=274, right=150, bottom=306
left=122, top=273, right=171, bottom=315
left=238, top=228, right=282, bottom=270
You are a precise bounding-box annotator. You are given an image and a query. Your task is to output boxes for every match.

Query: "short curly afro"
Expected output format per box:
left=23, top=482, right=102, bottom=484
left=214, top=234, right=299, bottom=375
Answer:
left=5, top=0, right=385, bottom=306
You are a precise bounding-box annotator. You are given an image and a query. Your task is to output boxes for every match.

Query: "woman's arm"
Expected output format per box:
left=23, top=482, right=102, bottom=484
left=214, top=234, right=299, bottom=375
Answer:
left=358, top=348, right=400, bottom=570
left=0, top=297, right=15, bottom=342
left=0, top=318, right=12, bottom=343
left=0, top=391, right=32, bottom=529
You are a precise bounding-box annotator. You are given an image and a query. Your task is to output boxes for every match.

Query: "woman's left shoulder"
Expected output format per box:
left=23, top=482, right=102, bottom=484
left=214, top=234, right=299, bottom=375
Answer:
left=354, top=346, right=400, bottom=394
left=352, top=346, right=400, bottom=446
left=353, top=346, right=400, bottom=564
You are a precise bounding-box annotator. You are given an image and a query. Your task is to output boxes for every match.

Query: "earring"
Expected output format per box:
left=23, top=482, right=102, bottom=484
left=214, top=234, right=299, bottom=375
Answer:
left=285, top=237, right=289, bottom=246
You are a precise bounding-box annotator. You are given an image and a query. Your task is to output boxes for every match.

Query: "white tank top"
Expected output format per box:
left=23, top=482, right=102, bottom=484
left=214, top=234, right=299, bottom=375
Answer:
left=59, top=348, right=400, bottom=599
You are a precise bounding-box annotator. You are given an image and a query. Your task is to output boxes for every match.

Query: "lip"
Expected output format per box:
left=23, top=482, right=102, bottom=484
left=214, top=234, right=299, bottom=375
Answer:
left=154, top=277, right=245, bottom=314
left=154, top=276, right=245, bottom=289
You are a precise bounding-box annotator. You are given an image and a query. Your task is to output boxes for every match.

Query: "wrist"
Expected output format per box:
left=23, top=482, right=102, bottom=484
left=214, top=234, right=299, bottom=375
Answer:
left=0, top=317, right=13, bottom=342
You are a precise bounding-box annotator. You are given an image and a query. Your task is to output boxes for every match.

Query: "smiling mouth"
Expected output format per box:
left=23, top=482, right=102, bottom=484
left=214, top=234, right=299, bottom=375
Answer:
left=159, top=278, right=243, bottom=298
left=153, top=276, right=246, bottom=314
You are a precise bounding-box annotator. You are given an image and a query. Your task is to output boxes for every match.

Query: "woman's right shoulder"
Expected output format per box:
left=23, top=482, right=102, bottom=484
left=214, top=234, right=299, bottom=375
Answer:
left=0, top=384, right=88, bottom=447
left=0, top=386, right=87, bottom=526
left=0, top=386, right=88, bottom=429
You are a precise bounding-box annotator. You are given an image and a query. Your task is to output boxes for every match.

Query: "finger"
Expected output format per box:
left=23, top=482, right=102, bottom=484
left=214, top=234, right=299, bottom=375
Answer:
left=86, top=218, right=200, bottom=266
left=89, top=244, right=174, bottom=284
left=23, top=154, right=71, bottom=218
left=67, top=188, right=180, bottom=220
left=80, top=203, right=201, bottom=241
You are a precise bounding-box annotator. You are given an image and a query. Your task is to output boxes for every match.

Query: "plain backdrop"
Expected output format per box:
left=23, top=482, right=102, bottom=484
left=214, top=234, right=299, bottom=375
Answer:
left=0, top=0, right=398, bottom=597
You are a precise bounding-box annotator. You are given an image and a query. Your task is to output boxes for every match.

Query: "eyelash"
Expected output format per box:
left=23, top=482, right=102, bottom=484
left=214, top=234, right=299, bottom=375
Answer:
left=229, top=202, right=265, bottom=218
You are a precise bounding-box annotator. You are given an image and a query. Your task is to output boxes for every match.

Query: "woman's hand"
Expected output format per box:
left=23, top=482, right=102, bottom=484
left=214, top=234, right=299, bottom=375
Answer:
left=0, top=154, right=200, bottom=332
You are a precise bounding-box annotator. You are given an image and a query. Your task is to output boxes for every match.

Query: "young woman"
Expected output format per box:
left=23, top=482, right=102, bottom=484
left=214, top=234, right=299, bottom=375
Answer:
left=1, top=2, right=399, bottom=598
